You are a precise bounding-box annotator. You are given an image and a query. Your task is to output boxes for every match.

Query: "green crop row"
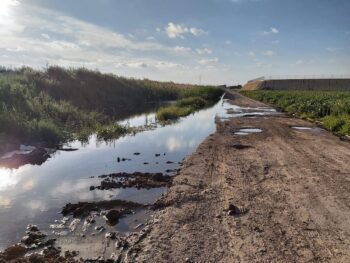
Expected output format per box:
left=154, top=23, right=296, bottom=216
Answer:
left=241, top=90, right=350, bottom=136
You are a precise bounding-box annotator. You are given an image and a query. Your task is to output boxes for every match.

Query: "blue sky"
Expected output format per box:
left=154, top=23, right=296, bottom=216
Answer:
left=0, top=0, right=349, bottom=84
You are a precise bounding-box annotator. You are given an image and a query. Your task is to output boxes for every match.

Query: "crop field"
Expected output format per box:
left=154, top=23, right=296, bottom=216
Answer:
left=241, top=90, right=350, bottom=136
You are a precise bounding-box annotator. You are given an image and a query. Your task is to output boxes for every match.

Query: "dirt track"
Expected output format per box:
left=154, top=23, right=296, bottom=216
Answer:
left=125, top=92, right=350, bottom=263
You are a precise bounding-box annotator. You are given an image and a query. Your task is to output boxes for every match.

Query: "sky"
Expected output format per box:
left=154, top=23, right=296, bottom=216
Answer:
left=0, top=0, right=349, bottom=85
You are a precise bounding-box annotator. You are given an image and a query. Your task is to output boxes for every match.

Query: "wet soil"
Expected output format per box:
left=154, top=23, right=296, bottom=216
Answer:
left=123, top=91, right=350, bottom=262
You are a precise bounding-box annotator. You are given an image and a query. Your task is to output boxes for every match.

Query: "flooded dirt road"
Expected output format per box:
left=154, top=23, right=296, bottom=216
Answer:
left=126, top=92, right=350, bottom=263
left=0, top=95, right=231, bottom=260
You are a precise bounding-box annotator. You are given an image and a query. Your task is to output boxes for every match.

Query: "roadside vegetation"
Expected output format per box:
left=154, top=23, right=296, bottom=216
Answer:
left=241, top=90, right=350, bottom=136
left=156, top=87, right=224, bottom=121
left=0, top=66, right=222, bottom=147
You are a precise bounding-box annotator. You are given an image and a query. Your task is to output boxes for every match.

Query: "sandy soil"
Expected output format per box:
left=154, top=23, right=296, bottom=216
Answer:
left=124, top=91, right=350, bottom=263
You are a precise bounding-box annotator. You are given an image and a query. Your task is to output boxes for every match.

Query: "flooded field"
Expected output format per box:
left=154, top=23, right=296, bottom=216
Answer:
left=0, top=96, right=230, bottom=252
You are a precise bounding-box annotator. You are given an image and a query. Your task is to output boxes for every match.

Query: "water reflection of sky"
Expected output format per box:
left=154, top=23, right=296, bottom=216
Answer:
left=0, top=97, right=229, bottom=250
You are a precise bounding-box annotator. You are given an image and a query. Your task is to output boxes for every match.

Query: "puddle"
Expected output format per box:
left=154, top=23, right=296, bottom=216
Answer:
left=291, top=126, right=323, bottom=134
left=234, top=128, right=263, bottom=135
left=216, top=104, right=281, bottom=121
left=239, top=128, right=263, bottom=133
left=234, top=132, right=249, bottom=136
left=292, top=126, right=313, bottom=130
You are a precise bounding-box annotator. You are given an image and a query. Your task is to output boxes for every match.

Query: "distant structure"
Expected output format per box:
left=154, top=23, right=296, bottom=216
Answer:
left=243, top=75, right=350, bottom=91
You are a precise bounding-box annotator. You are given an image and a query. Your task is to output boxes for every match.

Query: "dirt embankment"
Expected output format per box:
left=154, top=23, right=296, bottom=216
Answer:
left=124, top=92, right=350, bottom=262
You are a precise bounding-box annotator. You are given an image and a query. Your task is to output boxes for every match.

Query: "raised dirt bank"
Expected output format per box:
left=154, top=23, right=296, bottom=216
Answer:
left=243, top=78, right=350, bottom=91
left=124, top=91, right=350, bottom=262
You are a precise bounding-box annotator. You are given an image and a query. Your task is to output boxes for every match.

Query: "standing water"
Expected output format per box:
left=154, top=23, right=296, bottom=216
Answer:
left=0, top=95, right=230, bottom=251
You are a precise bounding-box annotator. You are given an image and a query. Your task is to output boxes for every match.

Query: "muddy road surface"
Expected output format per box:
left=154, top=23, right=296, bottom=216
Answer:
left=125, top=92, right=350, bottom=262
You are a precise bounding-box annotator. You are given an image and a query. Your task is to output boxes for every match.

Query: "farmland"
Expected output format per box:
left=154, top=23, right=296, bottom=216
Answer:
left=241, top=90, right=350, bottom=136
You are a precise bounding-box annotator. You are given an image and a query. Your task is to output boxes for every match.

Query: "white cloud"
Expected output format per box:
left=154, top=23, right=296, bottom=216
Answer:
left=248, top=51, right=255, bottom=57
left=189, top=27, right=206, bottom=36
left=165, top=22, right=188, bottom=38
left=0, top=4, right=243, bottom=84
left=225, top=40, right=232, bottom=45
left=326, top=47, right=339, bottom=52
left=173, top=46, right=191, bottom=53
left=41, top=33, right=50, bottom=39
left=255, top=61, right=271, bottom=68
left=196, top=48, right=212, bottom=55
left=116, top=62, right=148, bottom=68
left=6, top=46, right=25, bottom=52
left=0, top=5, right=197, bottom=76
left=198, top=57, right=219, bottom=65
left=263, top=50, right=275, bottom=56
left=261, top=27, right=279, bottom=36
left=165, top=22, right=206, bottom=38
left=295, top=59, right=304, bottom=65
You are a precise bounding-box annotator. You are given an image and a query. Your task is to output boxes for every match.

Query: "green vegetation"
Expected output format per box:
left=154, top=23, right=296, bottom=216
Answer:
left=241, top=90, right=350, bottom=136
left=156, top=87, right=224, bottom=121
left=96, top=123, right=132, bottom=141
left=0, top=66, right=222, bottom=146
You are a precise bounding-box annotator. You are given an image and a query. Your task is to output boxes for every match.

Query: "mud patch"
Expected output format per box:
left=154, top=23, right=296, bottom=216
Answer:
left=231, top=144, right=253, bottom=150
left=62, top=199, right=144, bottom=219
left=91, top=172, right=172, bottom=190
left=0, top=245, right=73, bottom=263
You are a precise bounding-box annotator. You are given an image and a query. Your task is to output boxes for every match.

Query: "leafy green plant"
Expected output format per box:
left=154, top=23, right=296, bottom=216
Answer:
left=241, top=90, right=350, bottom=136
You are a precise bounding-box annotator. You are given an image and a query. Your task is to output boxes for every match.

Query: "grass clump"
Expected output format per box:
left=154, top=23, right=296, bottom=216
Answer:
left=156, top=87, right=224, bottom=122
left=156, top=106, right=194, bottom=121
left=241, top=90, right=350, bottom=136
left=96, top=124, right=131, bottom=141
